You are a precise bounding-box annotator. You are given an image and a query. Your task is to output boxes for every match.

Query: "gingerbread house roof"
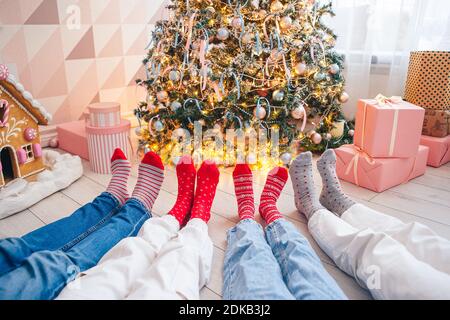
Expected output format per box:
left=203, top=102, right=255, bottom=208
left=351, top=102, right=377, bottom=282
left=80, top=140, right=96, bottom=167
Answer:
left=0, top=74, right=52, bottom=125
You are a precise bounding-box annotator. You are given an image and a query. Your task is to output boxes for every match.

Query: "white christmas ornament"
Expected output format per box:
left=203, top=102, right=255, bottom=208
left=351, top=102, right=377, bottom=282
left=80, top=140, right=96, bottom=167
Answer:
left=280, top=153, right=292, bottom=165
left=254, top=106, right=267, bottom=120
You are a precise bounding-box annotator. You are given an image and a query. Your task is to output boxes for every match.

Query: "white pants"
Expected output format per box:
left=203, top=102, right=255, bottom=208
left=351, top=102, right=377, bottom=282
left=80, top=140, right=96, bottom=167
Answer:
left=308, top=204, right=450, bottom=300
left=57, top=216, right=213, bottom=300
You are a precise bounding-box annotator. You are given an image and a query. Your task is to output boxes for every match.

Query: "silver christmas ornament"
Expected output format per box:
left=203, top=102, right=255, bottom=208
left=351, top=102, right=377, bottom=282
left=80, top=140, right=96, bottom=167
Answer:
left=314, top=72, right=326, bottom=81
left=254, top=106, right=267, bottom=120
left=280, top=152, right=292, bottom=165
left=169, top=70, right=181, bottom=82
left=217, top=28, right=230, bottom=41
left=154, top=120, right=165, bottom=132
left=171, top=101, right=182, bottom=112
left=329, top=64, right=340, bottom=75
left=272, top=90, right=285, bottom=102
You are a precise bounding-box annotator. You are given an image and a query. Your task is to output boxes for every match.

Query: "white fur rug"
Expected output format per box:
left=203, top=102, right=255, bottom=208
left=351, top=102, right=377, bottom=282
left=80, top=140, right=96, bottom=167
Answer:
left=0, top=150, right=83, bottom=220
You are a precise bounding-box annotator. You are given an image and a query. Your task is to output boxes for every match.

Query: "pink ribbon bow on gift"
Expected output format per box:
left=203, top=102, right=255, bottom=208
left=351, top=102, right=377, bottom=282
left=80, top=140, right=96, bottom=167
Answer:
left=344, top=146, right=376, bottom=186
left=361, top=94, right=404, bottom=157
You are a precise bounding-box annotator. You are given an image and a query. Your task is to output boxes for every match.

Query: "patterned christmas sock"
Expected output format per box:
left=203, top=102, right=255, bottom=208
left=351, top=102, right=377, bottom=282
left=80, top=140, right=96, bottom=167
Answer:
left=190, top=161, right=220, bottom=223
left=131, top=152, right=165, bottom=212
left=290, top=152, right=324, bottom=220
left=168, top=155, right=197, bottom=225
left=233, top=164, right=255, bottom=221
left=259, top=167, right=288, bottom=225
left=318, top=149, right=355, bottom=216
left=106, top=148, right=131, bottom=205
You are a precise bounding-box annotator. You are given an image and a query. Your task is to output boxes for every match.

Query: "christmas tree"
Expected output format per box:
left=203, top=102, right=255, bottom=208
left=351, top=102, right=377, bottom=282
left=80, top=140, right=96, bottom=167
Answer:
left=135, top=0, right=354, bottom=167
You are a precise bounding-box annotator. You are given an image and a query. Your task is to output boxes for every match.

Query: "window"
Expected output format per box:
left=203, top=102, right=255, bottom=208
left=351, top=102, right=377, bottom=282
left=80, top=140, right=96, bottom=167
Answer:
left=22, top=144, right=34, bottom=162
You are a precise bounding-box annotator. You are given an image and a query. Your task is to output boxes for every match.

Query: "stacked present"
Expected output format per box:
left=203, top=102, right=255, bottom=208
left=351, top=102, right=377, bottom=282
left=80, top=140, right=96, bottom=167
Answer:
left=57, top=102, right=131, bottom=174
left=404, top=51, right=450, bottom=168
left=335, top=95, right=428, bottom=193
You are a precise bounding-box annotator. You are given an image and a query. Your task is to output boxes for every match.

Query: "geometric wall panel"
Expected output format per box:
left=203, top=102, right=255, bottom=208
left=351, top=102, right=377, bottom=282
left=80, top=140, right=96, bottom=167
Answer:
left=0, top=0, right=169, bottom=124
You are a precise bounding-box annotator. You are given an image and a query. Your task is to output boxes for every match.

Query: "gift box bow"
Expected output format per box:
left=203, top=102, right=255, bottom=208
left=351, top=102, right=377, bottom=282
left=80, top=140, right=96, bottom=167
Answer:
left=360, top=94, right=405, bottom=157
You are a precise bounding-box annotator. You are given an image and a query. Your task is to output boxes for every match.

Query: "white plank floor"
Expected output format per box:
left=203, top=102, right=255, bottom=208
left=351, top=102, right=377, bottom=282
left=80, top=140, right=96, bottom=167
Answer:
left=1, top=149, right=450, bottom=300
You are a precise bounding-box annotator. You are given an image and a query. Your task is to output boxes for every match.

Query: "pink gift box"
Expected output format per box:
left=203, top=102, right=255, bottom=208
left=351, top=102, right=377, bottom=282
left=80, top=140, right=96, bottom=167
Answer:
left=88, top=102, right=121, bottom=128
left=86, top=120, right=131, bottom=174
left=336, top=144, right=429, bottom=193
left=420, top=135, right=450, bottom=168
left=354, top=96, right=425, bottom=158
left=57, top=120, right=89, bottom=160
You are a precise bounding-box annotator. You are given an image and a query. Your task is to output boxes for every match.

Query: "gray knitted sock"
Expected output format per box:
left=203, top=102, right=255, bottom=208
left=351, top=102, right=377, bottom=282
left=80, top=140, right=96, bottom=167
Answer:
left=289, top=152, right=325, bottom=220
left=317, top=149, right=355, bottom=216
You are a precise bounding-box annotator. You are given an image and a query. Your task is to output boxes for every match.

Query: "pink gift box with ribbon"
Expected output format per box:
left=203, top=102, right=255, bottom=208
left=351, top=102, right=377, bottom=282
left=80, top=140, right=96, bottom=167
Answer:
left=420, top=135, right=450, bottom=168
left=335, top=144, right=429, bottom=193
left=354, top=95, right=425, bottom=158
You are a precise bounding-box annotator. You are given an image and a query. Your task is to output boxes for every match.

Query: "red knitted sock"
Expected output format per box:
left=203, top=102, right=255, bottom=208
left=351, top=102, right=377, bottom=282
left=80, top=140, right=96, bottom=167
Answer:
left=169, top=156, right=196, bottom=225
left=233, top=164, right=255, bottom=221
left=259, top=167, right=288, bottom=225
left=190, top=161, right=220, bottom=223
left=131, top=152, right=164, bottom=211
left=106, top=148, right=131, bottom=204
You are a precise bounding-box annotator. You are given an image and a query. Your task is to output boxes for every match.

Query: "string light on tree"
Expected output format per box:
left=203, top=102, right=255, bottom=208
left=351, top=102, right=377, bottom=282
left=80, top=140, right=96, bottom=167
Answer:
left=134, top=0, right=354, bottom=165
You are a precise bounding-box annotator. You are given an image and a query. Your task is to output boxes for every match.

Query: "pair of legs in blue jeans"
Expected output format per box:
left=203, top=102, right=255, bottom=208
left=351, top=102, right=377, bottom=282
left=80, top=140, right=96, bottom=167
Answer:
left=0, top=193, right=150, bottom=300
left=223, top=165, right=346, bottom=300
left=0, top=150, right=165, bottom=300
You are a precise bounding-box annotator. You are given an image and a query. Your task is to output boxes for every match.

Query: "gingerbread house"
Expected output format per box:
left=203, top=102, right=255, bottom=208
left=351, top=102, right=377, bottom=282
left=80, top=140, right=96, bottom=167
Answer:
left=0, top=65, right=52, bottom=187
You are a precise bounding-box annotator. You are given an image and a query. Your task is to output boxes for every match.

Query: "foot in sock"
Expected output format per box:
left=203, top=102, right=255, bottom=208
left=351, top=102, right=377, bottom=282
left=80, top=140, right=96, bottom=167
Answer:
left=289, top=152, right=324, bottom=220
left=317, top=149, right=355, bottom=216
left=190, top=161, right=220, bottom=223
left=131, top=152, right=165, bottom=212
left=106, top=148, right=131, bottom=204
left=169, top=156, right=196, bottom=225
left=233, top=164, right=255, bottom=221
left=259, top=167, right=288, bottom=225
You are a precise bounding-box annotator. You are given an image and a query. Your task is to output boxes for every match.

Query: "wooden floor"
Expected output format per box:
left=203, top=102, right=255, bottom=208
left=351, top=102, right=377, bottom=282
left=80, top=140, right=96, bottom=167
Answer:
left=1, top=150, right=450, bottom=300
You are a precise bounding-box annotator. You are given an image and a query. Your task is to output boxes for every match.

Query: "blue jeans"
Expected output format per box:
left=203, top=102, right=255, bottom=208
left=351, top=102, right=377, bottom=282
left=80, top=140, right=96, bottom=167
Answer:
left=0, top=194, right=151, bottom=300
left=223, top=219, right=347, bottom=300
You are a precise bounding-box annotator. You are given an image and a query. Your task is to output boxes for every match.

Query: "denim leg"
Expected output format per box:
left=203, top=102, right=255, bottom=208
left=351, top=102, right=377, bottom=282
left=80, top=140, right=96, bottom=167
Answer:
left=266, top=219, right=347, bottom=300
left=0, top=199, right=150, bottom=300
left=223, top=219, right=295, bottom=300
left=65, top=199, right=151, bottom=272
left=0, top=193, right=119, bottom=276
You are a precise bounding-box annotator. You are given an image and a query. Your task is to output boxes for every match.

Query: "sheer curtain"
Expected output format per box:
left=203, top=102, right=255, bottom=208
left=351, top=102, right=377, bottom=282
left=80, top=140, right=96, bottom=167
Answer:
left=324, top=0, right=450, bottom=118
